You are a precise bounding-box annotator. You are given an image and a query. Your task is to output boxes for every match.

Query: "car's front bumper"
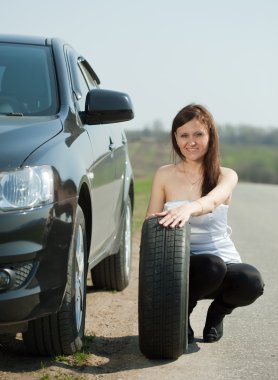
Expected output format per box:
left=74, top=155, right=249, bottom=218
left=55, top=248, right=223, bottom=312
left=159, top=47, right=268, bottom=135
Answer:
left=0, top=202, right=74, bottom=327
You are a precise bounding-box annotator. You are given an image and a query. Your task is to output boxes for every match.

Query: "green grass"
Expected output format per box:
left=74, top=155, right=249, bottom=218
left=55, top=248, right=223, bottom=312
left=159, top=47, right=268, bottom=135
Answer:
left=133, top=178, right=152, bottom=233
left=39, top=374, right=85, bottom=380
left=53, top=333, right=95, bottom=368
left=220, top=144, right=278, bottom=183
left=38, top=334, right=95, bottom=380
left=53, top=351, right=89, bottom=372
left=128, top=139, right=172, bottom=179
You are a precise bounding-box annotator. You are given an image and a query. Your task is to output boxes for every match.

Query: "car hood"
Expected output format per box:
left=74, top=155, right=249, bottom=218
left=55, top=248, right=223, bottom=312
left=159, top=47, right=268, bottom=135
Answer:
left=0, top=116, right=62, bottom=170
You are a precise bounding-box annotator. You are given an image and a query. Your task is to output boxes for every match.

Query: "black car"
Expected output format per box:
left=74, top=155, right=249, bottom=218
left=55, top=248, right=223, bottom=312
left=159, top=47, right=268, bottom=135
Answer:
left=0, top=34, right=134, bottom=356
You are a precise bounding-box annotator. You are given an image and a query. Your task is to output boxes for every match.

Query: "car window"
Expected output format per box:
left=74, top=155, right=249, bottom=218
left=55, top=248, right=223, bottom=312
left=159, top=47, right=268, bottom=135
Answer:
left=73, top=63, right=90, bottom=112
left=0, top=43, right=58, bottom=116
left=65, top=48, right=90, bottom=112
left=75, top=61, right=100, bottom=112
left=78, top=60, right=98, bottom=90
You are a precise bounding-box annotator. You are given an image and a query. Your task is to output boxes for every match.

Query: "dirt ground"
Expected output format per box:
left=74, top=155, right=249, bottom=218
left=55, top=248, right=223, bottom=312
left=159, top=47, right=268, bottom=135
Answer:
left=0, top=233, right=151, bottom=380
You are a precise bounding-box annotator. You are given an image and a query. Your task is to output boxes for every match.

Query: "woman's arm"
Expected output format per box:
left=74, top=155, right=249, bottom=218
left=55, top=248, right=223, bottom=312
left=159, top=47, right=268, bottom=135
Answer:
left=157, top=167, right=238, bottom=227
left=201, top=167, right=238, bottom=210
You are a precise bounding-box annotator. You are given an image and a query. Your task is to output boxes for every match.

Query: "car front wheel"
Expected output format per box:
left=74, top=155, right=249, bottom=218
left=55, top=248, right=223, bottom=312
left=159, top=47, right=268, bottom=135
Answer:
left=23, top=205, right=87, bottom=356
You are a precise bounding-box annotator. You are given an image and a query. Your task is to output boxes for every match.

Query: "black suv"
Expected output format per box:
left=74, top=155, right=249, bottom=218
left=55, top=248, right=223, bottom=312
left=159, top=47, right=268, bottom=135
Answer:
left=0, top=35, right=134, bottom=355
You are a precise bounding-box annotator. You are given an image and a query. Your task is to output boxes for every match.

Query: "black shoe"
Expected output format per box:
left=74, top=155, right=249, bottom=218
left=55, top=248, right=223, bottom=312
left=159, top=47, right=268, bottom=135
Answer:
left=203, top=320, right=223, bottom=343
left=203, top=301, right=230, bottom=343
left=188, top=321, right=194, bottom=344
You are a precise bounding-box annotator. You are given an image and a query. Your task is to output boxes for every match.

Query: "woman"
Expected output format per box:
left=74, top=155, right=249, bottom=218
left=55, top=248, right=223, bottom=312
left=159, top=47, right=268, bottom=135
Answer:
left=145, top=104, right=264, bottom=343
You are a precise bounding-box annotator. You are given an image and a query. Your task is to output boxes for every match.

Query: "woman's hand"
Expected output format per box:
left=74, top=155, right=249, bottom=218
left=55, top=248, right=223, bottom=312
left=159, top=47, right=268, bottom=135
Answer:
left=155, top=205, right=191, bottom=228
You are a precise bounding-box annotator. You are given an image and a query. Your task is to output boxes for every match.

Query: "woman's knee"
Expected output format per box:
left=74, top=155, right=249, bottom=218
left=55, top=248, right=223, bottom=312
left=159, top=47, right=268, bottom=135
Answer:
left=243, top=265, right=264, bottom=298
left=203, top=254, right=226, bottom=278
left=227, top=263, right=264, bottom=304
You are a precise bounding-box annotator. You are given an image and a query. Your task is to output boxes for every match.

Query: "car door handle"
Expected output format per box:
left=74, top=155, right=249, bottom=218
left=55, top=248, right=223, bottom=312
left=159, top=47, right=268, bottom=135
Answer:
left=122, top=133, right=127, bottom=145
left=109, top=137, right=114, bottom=151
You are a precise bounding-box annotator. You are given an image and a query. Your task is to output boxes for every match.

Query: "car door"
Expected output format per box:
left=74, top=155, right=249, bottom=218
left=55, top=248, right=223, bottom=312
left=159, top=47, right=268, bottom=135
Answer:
left=86, top=121, right=116, bottom=254
left=66, top=49, right=116, bottom=259
left=108, top=124, right=127, bottom=235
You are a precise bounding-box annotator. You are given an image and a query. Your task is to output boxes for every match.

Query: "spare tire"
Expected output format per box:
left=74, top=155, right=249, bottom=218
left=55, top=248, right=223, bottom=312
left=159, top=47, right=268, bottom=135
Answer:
left=138, top=216, right=190, bottom=360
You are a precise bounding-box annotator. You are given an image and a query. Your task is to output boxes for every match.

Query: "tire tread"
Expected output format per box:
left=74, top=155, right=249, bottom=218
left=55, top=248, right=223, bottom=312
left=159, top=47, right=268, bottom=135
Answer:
left=139, top=216, right=190, bottom=360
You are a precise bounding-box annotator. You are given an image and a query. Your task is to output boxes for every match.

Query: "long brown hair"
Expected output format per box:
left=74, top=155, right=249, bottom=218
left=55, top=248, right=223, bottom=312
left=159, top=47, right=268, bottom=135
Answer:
left=171, top=104, right=221, bottom=196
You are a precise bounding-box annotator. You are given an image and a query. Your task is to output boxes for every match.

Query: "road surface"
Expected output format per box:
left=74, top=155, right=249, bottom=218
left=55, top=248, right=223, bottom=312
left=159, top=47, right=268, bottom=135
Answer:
left=0, top=182, right=277, bottom=380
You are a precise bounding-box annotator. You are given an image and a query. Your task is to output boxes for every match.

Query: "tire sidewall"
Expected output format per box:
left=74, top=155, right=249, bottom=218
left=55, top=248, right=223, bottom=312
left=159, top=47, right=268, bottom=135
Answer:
left=121, top=196, right=132, bottom=284
left=61, top=205, right=87, bottom=351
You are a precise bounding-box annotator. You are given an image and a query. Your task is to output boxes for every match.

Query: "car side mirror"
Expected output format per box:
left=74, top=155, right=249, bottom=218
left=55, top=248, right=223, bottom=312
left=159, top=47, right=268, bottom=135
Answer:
left=83, top=89, right=134, bottom=125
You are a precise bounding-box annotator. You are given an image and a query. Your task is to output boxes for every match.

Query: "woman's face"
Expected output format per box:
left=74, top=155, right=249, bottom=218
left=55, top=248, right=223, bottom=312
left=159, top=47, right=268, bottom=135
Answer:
left=175, top=118, right=209, bottom=162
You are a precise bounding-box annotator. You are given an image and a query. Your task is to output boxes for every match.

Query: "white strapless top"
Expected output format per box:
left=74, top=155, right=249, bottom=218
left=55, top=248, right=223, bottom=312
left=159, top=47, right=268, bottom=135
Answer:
left=164, top=200, right=241, bottom=264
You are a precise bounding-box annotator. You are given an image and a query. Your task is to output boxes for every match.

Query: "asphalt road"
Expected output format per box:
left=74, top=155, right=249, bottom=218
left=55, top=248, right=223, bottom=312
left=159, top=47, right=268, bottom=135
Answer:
left=155, top=182, right=278, bottom=380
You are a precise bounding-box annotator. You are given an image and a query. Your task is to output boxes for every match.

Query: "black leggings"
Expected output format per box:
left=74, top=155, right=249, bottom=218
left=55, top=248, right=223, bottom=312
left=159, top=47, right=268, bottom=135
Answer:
left=189, top=254, right=264, bottom=315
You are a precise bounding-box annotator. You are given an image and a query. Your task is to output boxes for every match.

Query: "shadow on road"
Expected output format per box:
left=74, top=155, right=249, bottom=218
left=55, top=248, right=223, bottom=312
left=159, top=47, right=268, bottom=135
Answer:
left=0, top=333, right=200, bottom=377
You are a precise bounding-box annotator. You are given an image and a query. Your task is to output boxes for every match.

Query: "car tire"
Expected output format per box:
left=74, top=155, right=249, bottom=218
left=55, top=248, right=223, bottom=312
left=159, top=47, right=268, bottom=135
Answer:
left=91, top=196, right=132, bottom=291
left=0, top=334, right=16, bottom=350
left=138, top=216, right=190, bottom=360
left=23, top=205, right=87, bottom=356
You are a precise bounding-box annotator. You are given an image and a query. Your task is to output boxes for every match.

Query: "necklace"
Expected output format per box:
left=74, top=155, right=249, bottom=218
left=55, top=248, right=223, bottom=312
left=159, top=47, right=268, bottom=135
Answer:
left=182, top=163, right=202, bottom=191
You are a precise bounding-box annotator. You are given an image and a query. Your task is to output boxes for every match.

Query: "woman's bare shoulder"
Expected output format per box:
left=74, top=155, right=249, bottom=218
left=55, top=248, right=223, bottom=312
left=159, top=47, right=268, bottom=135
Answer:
left=155, top=164, right=176, bottom=176
left=220, top=167, right=238, bottom=182
left=220, top=166, right=237, bottom=175
left=158, top=163, right=176, bottom=171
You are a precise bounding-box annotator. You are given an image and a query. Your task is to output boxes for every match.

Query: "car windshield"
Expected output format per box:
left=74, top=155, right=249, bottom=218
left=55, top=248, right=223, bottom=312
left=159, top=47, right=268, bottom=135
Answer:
left=0, top=43, right=58, bottom=116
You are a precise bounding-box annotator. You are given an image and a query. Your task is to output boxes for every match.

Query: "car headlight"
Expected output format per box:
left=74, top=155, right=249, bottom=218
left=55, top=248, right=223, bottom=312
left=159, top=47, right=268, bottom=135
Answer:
left=0, top=165, right=54, bottom=211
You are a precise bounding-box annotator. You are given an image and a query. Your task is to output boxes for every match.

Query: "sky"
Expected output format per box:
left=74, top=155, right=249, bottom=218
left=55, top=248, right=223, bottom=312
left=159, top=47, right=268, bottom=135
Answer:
left=1, top=0, right=277, bottom=130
